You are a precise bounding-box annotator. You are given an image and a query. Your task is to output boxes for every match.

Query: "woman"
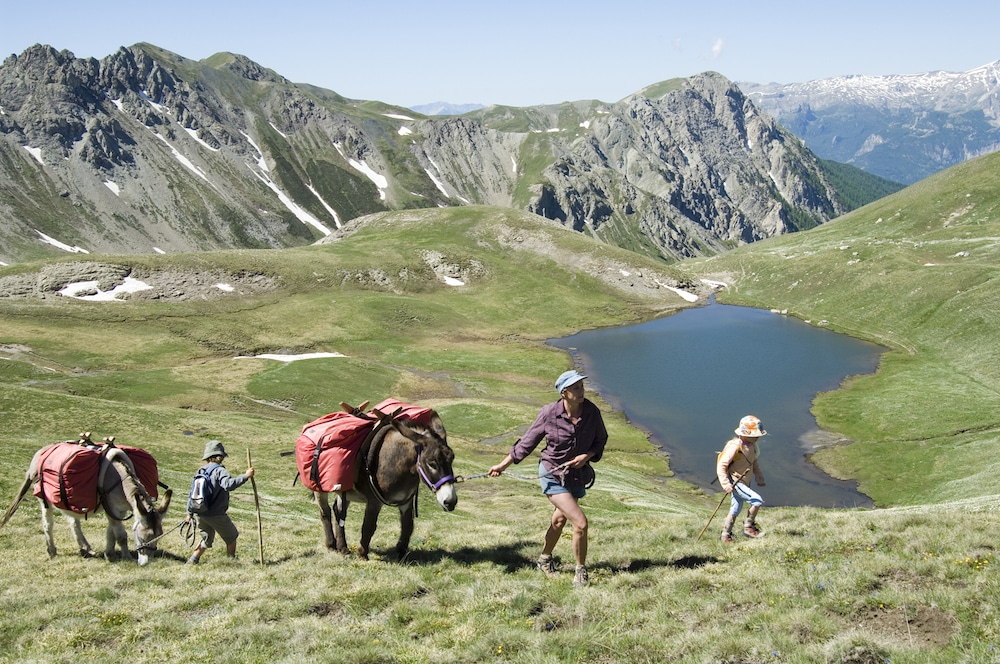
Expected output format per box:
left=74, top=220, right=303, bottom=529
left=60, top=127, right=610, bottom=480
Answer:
left=489, top=369, right=608, bottom=587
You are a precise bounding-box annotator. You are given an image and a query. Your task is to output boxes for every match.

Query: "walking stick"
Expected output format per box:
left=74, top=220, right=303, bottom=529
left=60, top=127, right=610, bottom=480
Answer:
left=247, top=448, right=264, bottom=565
left=696, top=468, right=748, bottom=542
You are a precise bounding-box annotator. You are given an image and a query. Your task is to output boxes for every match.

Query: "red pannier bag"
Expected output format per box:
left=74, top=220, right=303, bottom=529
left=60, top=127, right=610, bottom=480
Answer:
left=369, top=398, right=434, bottom=426
left=295, top=411, right=374, bottom=492
left=33, top=443, right=101, bottom=514
left=118, top=445, right=159, bottom=500
left=294, top=400, right=436, bottom=493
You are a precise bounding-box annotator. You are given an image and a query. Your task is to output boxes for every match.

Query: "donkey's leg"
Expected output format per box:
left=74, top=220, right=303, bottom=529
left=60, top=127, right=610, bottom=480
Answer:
left=394, top=501, right=416, bottom=561
left=315, top=491, right=335, bottom=550
left=317, top=492, right=349, bottom=554
left=105, top=520, right=128, bottom=561
left=40, top=501, right=57, bottom=558
left=358, top=500, right=383, bottom=560
left=332, top=492, right=350, bottom=555
left=67, top=514, right=94, bottom=558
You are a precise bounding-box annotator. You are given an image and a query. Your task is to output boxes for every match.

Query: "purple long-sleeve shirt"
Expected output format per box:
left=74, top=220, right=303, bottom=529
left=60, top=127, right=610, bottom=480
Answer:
left=510, top=398, right=608, bottom=470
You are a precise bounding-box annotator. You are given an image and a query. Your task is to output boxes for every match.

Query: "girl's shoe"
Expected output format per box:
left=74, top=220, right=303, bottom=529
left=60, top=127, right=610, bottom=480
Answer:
left=743, top=522, right=762, bottom=538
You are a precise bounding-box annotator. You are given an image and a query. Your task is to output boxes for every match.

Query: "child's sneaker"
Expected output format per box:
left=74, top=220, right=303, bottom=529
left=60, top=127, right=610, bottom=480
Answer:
left=573, top=565, right=589, bottom=587
left=720, top=532, right=734, bottom=544
left=537, top=553, right=557, bottom=576
left=743, top=522, right=762, bottom=538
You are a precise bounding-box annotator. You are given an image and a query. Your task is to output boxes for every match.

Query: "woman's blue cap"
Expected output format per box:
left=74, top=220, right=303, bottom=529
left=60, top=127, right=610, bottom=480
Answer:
left=555, top=370, right=587, bottom=394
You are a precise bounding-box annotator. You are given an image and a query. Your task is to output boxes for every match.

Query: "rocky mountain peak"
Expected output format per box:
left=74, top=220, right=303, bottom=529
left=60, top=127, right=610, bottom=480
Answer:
left=0, top=42, right=889, bottom=265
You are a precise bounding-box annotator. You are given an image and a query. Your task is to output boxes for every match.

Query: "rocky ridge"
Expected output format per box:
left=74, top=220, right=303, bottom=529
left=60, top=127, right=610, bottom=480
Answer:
left=0, top=43, right=873, bottom=266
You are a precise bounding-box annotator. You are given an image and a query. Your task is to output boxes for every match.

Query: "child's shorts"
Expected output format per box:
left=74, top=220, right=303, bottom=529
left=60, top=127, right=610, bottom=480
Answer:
left=196, top=513, right=239, bottom=547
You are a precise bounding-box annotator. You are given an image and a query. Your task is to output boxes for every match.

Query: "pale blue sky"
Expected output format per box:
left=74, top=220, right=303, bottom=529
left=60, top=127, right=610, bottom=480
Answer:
left=2, top=0, right=997, bottom=108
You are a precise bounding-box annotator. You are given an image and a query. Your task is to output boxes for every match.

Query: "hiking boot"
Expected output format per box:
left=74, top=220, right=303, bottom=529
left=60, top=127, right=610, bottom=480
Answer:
left=537, top=553, right=558, bottom=576
left=721, top=532, right=734, bottom=544
left=743, top=522, right=762, bottom=538
left=573, top=565, right=589, bottom=587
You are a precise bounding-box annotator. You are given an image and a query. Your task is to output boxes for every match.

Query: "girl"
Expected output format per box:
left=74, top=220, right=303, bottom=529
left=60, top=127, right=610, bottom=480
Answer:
left=716, top=415, right=767, bottom=542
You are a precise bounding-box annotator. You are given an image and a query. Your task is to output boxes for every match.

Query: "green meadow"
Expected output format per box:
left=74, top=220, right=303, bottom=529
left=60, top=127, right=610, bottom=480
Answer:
left=0, top=151, right=999, bottom=662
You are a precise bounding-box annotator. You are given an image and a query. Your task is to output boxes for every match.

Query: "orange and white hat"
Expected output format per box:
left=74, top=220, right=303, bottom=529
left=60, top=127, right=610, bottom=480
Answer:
left=735, top=415, right=766, bottom=438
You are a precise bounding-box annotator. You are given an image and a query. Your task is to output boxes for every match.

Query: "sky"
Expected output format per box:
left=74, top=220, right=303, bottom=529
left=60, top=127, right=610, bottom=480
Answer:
left=2, top=0, right=998, bottom=109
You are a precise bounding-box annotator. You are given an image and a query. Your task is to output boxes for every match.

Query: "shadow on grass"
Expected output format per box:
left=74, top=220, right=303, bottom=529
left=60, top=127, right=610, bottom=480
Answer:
left=587, top=554, right=721, bottom=574
left=403, top=541, right=540, bottom=573
left=190, top=543, right=721, bottom=573
left=403, top=546, right=719, bottom=575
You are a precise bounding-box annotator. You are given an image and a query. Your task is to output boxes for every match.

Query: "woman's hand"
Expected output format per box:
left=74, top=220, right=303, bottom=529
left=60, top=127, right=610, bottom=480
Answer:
left=489, top=455, right=513, bottom=477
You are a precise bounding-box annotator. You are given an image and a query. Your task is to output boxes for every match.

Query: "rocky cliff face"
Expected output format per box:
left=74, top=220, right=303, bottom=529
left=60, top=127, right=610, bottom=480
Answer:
left=0, top=43, right=858, bottom=265
left=512, top=74, right=845, bottom=258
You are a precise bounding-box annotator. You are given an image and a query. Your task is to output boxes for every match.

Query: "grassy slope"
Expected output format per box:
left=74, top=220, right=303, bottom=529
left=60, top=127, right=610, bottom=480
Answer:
left=0, top=192, right=999, bottom=662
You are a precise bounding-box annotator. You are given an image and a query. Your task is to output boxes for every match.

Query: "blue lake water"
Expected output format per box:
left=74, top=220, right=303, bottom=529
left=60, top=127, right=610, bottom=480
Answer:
left=549, top=303, right=885, bottom=508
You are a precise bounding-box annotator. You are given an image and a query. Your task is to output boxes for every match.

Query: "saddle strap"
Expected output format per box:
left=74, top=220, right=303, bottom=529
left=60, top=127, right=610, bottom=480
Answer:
left=361, top=422, right=409, bottom=507
left=309, top=441, right=323, bottom=487
left=57, top=448, right=85, bottom=511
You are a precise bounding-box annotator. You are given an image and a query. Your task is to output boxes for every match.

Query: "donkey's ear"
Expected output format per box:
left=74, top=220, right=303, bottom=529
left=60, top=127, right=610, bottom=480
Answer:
left=390, top=418, right=418, bottom=439
left=158, top=488, right=173, bottom=513
left=428, top=414, right=447, bottom=441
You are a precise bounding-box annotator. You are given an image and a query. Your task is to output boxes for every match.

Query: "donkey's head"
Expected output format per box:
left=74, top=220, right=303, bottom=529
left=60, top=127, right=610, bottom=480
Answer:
left=393, top=415, right=457, bottom=512
left=133, top=488, right=172, bottom=566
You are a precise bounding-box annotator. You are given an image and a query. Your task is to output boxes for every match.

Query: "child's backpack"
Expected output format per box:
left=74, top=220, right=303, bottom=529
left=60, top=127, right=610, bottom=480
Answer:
left=187, top=463, right=220, bottom=514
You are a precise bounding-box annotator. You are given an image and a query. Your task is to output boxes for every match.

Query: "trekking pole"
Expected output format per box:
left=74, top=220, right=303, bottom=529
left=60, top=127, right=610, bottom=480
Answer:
left=696, top=468, right=748, bottom=542
left=247, top=448, right=264, bottom=565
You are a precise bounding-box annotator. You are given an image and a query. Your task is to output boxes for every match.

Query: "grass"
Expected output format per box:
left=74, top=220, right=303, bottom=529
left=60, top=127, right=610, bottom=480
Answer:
left=1, top=161, right=1000, bottom=661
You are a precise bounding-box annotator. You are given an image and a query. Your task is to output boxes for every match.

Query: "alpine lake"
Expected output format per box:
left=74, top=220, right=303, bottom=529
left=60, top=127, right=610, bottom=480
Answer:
left=550, top=302, right=885, bottom=508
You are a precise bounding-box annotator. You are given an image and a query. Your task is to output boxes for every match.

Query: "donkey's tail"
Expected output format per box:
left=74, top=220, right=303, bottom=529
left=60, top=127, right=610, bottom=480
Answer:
left=0, top=476, right=34, bottom=528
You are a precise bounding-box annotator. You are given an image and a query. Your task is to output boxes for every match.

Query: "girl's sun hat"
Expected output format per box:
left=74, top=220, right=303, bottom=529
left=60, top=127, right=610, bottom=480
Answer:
left=735, top=415, right=766, bottom=438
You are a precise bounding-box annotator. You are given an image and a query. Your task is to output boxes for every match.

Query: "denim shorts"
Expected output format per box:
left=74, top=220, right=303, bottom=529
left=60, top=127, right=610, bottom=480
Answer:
left=538, top=461, right=587, bottom=499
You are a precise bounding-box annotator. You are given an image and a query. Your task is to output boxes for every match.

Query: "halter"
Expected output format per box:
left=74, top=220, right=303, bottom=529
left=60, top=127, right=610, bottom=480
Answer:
left=416, top=447, right=456, bottom=491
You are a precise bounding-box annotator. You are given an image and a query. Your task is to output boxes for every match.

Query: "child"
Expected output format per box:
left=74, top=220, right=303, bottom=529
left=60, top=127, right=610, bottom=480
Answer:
left=716, top=415, right=767, bottom=543
left=185, top=440, right=254, bottom=564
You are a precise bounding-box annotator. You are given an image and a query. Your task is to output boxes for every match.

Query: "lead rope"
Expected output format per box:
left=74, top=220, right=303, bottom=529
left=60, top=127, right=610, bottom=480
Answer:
left=456, top=460, right=574, bottom=483
left=135, top=518, right=188, bottom=551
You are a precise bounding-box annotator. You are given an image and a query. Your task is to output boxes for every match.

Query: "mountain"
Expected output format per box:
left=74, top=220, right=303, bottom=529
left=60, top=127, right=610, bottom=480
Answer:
left=741, top=61, right=1000, bottom=184
left=0, top=43, right=891, bottom=265
left=408, top=102, right=484, bottom=116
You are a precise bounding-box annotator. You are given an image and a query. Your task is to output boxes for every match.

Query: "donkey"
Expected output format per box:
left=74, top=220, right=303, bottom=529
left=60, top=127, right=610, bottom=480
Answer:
left=2, top=444, right=172, bottom=565
left=316, top=406, right=458, bottom=560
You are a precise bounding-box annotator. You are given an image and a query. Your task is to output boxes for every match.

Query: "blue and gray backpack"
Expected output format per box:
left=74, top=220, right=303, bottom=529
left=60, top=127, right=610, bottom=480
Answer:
left=187, top=463, right=221, bottom=514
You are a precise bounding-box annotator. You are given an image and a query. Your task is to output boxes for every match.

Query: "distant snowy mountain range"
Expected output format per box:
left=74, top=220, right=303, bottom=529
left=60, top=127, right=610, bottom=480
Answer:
left=409, top=102, right=484, bottom=116
left=740, top=61, right=1000, bottom=184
